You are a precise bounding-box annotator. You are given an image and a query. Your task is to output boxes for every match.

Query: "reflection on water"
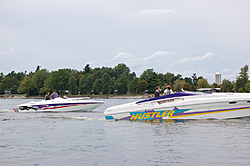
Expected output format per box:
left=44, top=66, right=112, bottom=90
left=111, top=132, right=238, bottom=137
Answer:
left=1, top=99, right=250, bottom=165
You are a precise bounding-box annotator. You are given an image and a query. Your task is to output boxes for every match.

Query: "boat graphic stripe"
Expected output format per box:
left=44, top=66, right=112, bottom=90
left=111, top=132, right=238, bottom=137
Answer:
left=136, top=92, right=199, bottom=104
left=172, top=107, right=250, bottom=118
left=29, top=102, right=101, bottom=110
left=120, top=109, right=190, bottom=120
left=41, top=104, right=88, bottom=110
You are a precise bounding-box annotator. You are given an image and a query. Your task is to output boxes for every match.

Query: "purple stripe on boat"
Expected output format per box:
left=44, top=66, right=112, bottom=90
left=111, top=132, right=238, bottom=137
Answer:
left=32, top=102, right=101, bottom=108
left=136, top=92, right=199, bottom=104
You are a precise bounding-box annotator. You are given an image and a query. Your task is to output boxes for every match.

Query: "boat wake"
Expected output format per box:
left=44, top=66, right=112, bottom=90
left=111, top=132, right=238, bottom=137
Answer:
left=0, top=109, right=14, bottom=113
left=42, top=115, right=91, bottom=120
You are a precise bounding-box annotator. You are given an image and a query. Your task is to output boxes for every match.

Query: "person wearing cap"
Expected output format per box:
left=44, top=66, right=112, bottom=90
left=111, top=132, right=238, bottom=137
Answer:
left=164, top=85, right=173, bottom=95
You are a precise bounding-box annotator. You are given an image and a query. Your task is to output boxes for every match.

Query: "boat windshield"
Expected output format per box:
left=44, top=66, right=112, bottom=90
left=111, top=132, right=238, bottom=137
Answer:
left=135, top=92, right=204, bottom=104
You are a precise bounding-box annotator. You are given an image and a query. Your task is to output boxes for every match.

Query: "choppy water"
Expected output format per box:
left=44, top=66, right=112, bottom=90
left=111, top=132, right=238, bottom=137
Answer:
left=1, top=98, right=250, bottom=165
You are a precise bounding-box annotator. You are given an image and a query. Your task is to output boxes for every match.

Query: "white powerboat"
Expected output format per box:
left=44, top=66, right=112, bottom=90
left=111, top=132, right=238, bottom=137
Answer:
left=14, top=97, right=104, bottom=113
left=104, top=92, right=250, bottom=120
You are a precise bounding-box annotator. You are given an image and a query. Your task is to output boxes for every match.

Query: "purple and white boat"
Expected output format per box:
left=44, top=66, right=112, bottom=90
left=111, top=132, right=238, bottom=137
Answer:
left=14, top=97, right=104, bottom=113
left=104, top=91, right=250, bottom=120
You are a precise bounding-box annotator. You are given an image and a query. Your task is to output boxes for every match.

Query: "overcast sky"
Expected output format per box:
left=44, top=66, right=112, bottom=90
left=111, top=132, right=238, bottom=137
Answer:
left=1, top=0, right=250, bottom=83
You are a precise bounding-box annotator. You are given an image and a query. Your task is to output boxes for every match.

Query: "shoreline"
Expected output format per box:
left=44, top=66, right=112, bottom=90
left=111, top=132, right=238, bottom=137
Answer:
left=0, top=94, right=149, bottom=99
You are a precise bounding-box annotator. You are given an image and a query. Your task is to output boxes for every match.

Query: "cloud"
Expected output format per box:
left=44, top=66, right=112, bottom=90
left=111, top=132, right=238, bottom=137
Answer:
left=88, top=52, right=139, bottom=68
left=108, top=52, right=134, bottom=62
left=221, top=69, right=230, bottom=73
left=218, top=55, right=238, bottom=60
left=131, top=9, right=177, bottom=16
left=1, top=47, right=17, bottom=54
left=87, top=51, right=177, bottom=73
left=143, top=51, right=176, bottom=61
left=176, top=52, right=215, bottom=64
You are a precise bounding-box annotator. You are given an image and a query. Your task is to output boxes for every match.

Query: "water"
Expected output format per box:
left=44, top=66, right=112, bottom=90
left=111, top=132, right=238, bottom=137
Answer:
left=1, top=98, right=250, bottom=165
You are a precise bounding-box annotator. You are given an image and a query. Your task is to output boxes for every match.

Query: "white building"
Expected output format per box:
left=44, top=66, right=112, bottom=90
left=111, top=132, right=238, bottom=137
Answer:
left=215, top=72, right=221, bottom=85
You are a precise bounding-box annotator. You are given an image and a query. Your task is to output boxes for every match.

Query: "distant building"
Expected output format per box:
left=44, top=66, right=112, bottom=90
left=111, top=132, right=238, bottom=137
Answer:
left=215, top=72, right=221, bottom=85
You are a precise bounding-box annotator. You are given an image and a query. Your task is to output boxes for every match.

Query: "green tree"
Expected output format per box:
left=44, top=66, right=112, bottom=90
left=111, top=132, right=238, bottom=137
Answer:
left=221, top=79, right=234, bottom=92
left=18, top=76, right=34, bottom=97
left=41, top=76, right=53, bottom=94
left=0, top=77, right=12, bottom=90
left=191, top=73, right=198, bottom=86
left=15, top=72, right=26, bottom=82
left=165, top=72, right=174, bottom=85
left=52, top=69, right=71, bottom=92
left=140, top=69, right=154, bottom=81
left=93, top=79, right=102, bottom=94
left=136, top=79, right=148, bottom=94
left=245, top=82, right=250, bottom=92
left=190, top=84, right=196, bottom=91
left=114, top=63, right=130, bottom=78
left=101, top=73, right=111, bottom=94
left=236, top=64, right=249, bottom=92
left=68, top=76, right=78, bottom=95
left=197, top=79, right=209, bottom=89
left=173, top=79, right=186, bottom=92
left=183, top=82, right=191, bottom=91
left=92, top=68, right=102, bottom=80
left=114, top=75, right=128, bottom=94
left=235, top=77, right=245, bottom=92
left=32, top=69, right=49, bottom=95
left=84, top=64, right=91, bottom=74
left=102, top=67, right=115, bottom=78
left=140, top=69, right=159, bottom=93
left=10, top=77, right=19, bottom=88
left=184, top=77, right=193, bottom=85
left=239, top=64, right=249, bottom=84
left=0, top=82, right=4, bottom=94
left=6, top=71, right=16, bottom=78
left=42, top=69, right=71, bottom=94
left=79, top=74, right=94, bottom=94
left=109, top=77, right=116, bottom=94
left=128, top=72, right=136, bottom=82
left=211, top=83, right=219, bottom=88
left=0, top=72, right=4, bottom=82
left=35, top=65, right=41, bottom=72
left=10, top=85, right=18, bottom=94
left=128, top=77, right=139, bottom=94
left=172, top=74, right=183, bottom=83
left=158, top=73, right=165, bottom=86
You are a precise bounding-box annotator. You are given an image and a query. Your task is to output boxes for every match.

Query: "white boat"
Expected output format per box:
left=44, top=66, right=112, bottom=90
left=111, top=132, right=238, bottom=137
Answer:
left=14, top=97, right=104, bottom=113
left=104, top=92, right=250, bottom=120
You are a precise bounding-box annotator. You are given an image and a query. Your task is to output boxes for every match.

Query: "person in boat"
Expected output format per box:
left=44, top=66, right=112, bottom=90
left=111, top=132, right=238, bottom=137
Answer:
left=45, top=92, right=50, bottom=100
left=164, top=85, right=173, bottom=95
left=63, top=94, right=68, bottom=99
left=154, top=86, right=161, bottom=98
left=50, top=90, right=58, bottom=99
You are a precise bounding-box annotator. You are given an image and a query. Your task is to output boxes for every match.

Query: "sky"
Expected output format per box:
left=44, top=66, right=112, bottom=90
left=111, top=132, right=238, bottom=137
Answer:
left=1, top=0, right=250, bottom=84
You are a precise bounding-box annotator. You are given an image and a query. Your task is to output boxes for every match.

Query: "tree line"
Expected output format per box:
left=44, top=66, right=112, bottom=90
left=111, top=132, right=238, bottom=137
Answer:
left=0, top=63, right=249, bottom=96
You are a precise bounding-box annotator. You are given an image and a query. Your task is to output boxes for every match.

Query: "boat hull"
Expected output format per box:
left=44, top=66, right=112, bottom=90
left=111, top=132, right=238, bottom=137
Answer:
left=14, top=98, right=104, bottom=113
left=104, top=92, right=250, bottom=120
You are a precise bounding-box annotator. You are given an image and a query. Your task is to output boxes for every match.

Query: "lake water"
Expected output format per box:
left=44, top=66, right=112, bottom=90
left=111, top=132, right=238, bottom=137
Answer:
left=1, top=98, right=250, bottom=165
